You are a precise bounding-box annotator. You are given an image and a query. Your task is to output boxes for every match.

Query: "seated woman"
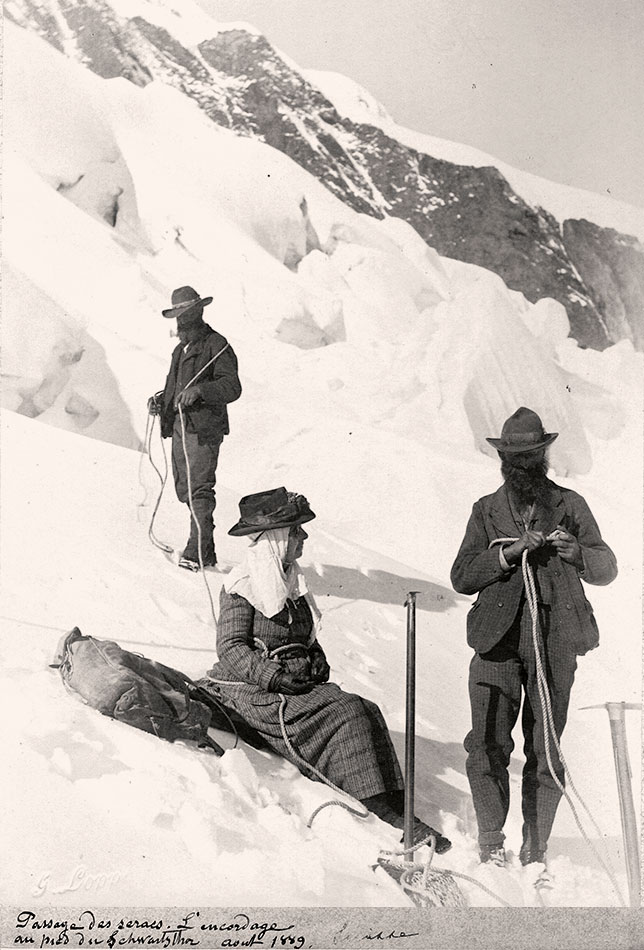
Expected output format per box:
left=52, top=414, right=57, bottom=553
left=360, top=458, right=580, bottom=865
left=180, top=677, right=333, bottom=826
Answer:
left=199, top=487, right=450, bottom=852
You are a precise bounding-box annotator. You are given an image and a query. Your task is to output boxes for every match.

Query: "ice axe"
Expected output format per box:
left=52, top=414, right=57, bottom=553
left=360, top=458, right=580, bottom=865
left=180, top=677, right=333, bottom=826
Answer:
left=581, top=701, right=641, bottom=907
left=403, top=591, right=420, bottom=859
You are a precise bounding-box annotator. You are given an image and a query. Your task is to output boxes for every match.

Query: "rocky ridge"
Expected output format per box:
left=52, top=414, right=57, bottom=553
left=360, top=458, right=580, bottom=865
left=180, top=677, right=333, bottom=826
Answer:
left=7, top=0, right=643, bottom=350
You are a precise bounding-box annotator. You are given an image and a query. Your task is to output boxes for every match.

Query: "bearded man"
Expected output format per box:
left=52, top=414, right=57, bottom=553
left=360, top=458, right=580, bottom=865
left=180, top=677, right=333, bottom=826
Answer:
left=148, top=286, right=241, bottom=571
left=450, top=407, right=617, bottom=869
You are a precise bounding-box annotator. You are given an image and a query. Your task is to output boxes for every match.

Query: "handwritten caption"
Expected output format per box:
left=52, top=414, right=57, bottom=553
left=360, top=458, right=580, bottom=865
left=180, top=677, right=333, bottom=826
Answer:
left=13, top=911, right=309, bottom=949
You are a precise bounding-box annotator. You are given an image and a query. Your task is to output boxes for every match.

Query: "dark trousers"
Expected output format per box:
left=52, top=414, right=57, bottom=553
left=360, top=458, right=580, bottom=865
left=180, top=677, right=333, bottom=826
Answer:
left=464, top=601, right=577, bottom=856
left=171, top=420, right=222, bottom=562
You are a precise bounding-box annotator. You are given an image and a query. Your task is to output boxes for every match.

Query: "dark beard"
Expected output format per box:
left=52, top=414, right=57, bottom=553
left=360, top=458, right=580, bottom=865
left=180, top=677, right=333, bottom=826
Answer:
left=501, top=455, right=552, bottom=509
left=177, top=318, right=206, bottom=345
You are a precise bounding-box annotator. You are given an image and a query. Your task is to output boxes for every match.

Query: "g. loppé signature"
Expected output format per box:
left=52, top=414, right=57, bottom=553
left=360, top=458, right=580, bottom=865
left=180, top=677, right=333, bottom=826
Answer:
left=32, top=865, right=123, bottom=897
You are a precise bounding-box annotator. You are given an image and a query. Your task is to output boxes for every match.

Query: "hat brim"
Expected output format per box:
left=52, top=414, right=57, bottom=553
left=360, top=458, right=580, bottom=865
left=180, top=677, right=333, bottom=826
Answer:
left=162, top=296, right=213, bottom=318
left=228, top=510, right=316, bottom=537
left=486, top=432, right=558, bottom=453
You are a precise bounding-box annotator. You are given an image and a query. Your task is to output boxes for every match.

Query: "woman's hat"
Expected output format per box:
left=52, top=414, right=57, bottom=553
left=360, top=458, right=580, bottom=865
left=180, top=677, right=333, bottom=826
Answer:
left=228, top=487, right=316, bottom=537
left=486, top=407, right=558, bottom=454
left=162, top=285, right=213, bottom=319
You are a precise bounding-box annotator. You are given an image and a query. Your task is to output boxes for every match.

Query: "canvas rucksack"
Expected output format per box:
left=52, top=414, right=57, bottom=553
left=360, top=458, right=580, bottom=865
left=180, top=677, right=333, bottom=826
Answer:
left=51, top=627, right=227, bottom=753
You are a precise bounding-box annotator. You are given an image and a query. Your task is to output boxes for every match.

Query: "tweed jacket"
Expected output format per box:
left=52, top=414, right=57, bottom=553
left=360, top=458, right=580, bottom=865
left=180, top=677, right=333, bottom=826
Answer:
left=201, top=593, right=402, bottom=801
left=450, top=481, right=617, bottom=656
left=208, top=588, right=328, bottom=691
left=160, top=325, right=241, bottom=443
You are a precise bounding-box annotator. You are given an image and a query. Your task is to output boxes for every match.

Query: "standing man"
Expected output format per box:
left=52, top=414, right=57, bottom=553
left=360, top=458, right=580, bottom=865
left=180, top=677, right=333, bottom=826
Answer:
left=450, top=407, right=617, bottom=868
left=148, top=286, right=241, bottom=571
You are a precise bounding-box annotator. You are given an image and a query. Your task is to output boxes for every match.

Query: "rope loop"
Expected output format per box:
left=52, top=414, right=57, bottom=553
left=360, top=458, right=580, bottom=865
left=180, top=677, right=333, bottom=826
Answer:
left=144, top=413, right=173, bottom=554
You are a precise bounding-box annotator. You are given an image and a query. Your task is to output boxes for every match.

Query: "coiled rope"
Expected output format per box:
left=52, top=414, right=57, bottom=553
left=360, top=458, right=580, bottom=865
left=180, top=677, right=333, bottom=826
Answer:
left=209, top=643, right=512, bottom=906
left=143, top=343, right=231, bottom=629
left=489, top=538, right=626, bottom=907
left=398, top=862, right=512, bottom=908
left=143, top=412, right=173, bottom=554
left=282, top=695, right=514, bottom=907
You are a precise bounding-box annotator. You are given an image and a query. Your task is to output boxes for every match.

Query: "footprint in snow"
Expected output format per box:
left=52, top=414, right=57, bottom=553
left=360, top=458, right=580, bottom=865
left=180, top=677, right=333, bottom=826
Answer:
left=380, top=607, right=401, bottom=624
left=350, top=669, right=383, bottom=693
left=415, top=715, right=438, bottom=732
left=375, top=628, right=397, bottom=642
left=344, top=630, right=367, bottom=647
left=360, top=619, right=397, bottom=642
left=343, top=648, right=380, bottom=674
left=148, top=592, right=187, bottom=620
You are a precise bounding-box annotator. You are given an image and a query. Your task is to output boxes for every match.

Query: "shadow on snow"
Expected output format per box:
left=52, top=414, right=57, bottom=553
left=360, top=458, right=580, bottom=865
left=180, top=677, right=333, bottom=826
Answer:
left=304, top=564, right=465, bottom=613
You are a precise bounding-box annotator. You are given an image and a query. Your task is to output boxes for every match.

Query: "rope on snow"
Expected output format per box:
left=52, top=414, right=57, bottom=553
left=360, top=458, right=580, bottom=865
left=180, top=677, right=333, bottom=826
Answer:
left=207, top=684, right=508, bottom=906
left=280, top=696, right=512, bottom=908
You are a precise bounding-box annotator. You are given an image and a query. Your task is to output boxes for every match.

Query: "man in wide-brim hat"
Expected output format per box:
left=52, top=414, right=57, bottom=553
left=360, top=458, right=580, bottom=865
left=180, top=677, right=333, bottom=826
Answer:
left=148, top=286, right=241, bottom=570
left=450, top=407, right=617, bottom=870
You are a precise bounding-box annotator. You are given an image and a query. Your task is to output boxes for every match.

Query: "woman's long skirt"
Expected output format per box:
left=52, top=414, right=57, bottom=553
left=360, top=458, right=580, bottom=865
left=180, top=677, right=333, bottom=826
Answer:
left=200, top=678, right=403, bottom=801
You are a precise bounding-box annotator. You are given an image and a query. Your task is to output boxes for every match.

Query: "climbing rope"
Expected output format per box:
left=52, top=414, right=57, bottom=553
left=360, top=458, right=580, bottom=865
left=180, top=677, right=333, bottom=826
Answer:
left=143, top=412, right=173, bottom=554
left=143, top=343, right=231, bottom=627
left=177, top=404, right=218, bottom=627
left=204, top=670, right=511, bottom=908
left=278, top=694, right=517, bottom=908
left=400, top=864, right=512, bottom=908
left=379, top=826, right=512, bottom=908
left=489, top=538, right=626, bottom=907
left=277, top=695, right=371, bottom=825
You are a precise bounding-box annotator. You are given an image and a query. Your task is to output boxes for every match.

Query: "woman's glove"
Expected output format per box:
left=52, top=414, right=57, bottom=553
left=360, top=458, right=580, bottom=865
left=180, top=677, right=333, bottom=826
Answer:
left=310, top=653, right=330, bottom=684
left=270, top=670, right=314, bottom=695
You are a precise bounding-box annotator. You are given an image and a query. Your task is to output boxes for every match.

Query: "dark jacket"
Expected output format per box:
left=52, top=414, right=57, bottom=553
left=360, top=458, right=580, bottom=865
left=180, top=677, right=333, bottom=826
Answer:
left=160, top=325, right=241, bottom=443
left=450, top=482, right=617, bottom=656
left=208, top=589, right=328, bottom=691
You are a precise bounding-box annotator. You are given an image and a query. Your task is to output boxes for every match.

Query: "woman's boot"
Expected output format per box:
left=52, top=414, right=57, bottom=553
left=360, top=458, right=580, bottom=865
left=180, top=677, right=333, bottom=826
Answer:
left=361, top=791, right=452, bottom=854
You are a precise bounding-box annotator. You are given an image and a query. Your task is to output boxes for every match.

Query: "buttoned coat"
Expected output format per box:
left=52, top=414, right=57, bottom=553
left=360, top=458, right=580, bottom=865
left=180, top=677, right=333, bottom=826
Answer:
left=450, top=481, right=617, bottom=656
left=200, top=589, right=403, bottom=800
left=160, top=325, right=241, bottom=444
left=207, top=589, right=327, bottom=691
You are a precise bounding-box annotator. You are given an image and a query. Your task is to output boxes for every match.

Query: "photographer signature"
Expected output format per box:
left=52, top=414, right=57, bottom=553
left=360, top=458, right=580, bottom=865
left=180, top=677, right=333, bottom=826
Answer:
left=32, top=864, right=123, bottom=897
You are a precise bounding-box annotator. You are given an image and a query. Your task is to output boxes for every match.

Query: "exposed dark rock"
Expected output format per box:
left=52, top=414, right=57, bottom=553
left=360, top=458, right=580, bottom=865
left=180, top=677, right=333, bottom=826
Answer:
left=7, top=0, right=642, bottom=350
left=563, top=219, right=644, bottom=350
left=5, top=0, right=65, bottom=51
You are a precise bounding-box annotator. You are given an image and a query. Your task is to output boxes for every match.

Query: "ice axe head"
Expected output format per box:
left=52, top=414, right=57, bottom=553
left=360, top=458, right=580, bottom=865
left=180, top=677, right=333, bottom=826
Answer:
left=580, top=701, right=641, bottom=721
left=404, top=590, right=421, bottom=607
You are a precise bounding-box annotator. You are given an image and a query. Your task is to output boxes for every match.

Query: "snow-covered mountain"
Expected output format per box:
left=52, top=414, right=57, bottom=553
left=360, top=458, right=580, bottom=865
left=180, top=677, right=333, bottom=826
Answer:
left=1, top=0, right=642, bottom=925
left=6, top=0, right=644, bottom=351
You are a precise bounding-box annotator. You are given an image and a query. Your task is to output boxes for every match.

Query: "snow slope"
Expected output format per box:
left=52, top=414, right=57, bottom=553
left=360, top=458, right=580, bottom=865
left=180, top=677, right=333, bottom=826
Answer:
left=1, top=402, right=640, bottom=909
left=1, top=19, right=642, bottom=911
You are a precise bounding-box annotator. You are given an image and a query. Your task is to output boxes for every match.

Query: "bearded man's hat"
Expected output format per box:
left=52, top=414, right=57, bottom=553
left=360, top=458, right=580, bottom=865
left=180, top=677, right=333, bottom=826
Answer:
left=486, top=407, right=558, bottom=454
